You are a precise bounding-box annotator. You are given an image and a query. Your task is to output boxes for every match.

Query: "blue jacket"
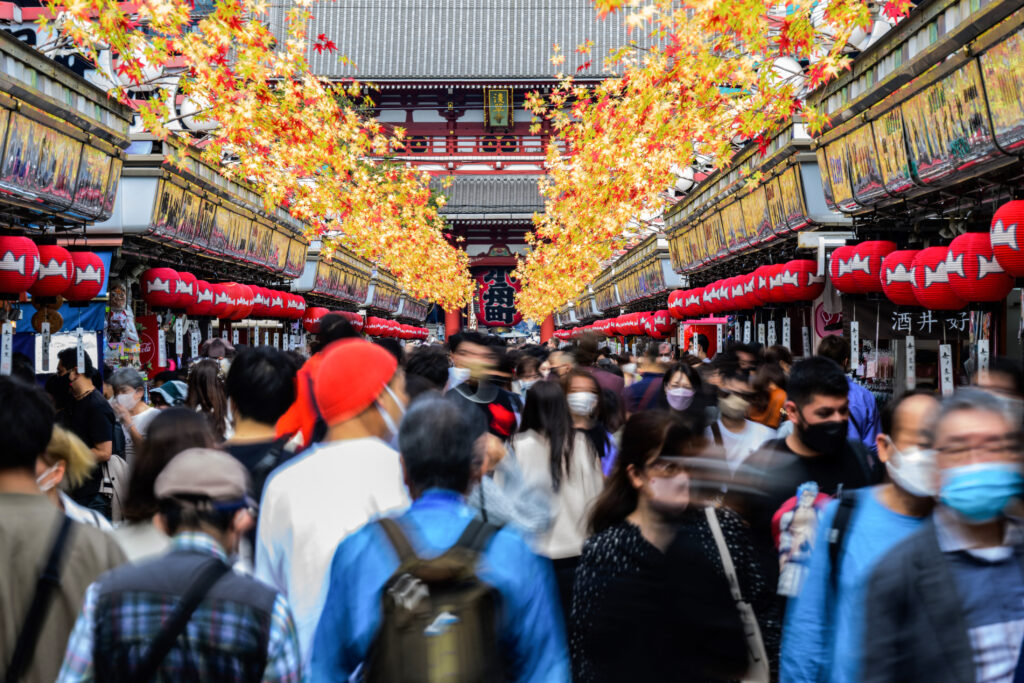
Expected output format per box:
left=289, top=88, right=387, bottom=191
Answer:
left=846, top=378, right=880, bottom=456
left=310, top=490, right=571, bottom=682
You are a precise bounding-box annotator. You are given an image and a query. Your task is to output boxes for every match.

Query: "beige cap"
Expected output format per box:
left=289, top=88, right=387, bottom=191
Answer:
left=154, top=448, right=250, bottom=502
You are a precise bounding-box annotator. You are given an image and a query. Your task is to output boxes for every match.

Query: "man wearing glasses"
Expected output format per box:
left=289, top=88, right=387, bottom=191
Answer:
left=862, top=388, right=1024, bottom=683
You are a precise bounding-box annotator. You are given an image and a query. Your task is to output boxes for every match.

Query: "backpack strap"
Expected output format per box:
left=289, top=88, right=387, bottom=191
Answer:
left=453, top=518, right=502, bottom=555
left=827, top=490, right=859, bottom=592
left=130, top=559, right=231, bottom=683
left=710, top=420, right=724, bottom=447
left=378, top=518, right=420, bottom=566
left=4, top=515, right=75, bottom=683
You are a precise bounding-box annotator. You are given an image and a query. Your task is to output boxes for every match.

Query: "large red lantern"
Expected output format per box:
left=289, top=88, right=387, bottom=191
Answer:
left=174, top=271, right=198, bottom=309
left=743, top=271, right=766, bottom=309
left=763, top=264, right=790, bottom=304
left=264, top=291, right=286, bottom=318
left=211, top=284, right=236, bottom=319
left=303, top=306, right=329, bottom=333
left=829, top=245, right=861, bottom=294
left=0, top=236, right=39, bottom=295
left=852, top=241, right=897, bottom=293
left=229, top=284, right=254, bottom=321
left=668, top=290, right=686, bottom=320
left=140, top=268, right=181, bottom=308
left=64, top=252, right=105, bottom=302
left=730, top=277, right=748, bottom=310
left=881, top=250, right=921, bottom=306
left=29, top=245, right=73, bottom=297
left=284, top=294, right=306, bottom=320
left=990, top=199, right=1024, bottom=276
left=780, top=260, right=825, bottom=302
left=187, top=280, right=216, bottom=316
left=947, top=232, right=1015, bottom=303
left=248, top=286, right=269, bottom=318
left=644, top=309, right=676, bottom=339
left=682, top=287, right=704, bottom=318
left=363, top=316, right=386, bottom=336
left=911, top=247, right=967, bottom=310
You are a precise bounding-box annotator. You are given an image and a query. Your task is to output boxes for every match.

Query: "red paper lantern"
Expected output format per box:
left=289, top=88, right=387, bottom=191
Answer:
left=682, top=287, right=704, bottom=318
left=645, top=310, right=676, bottom=339
left=0, top=236, right=39, bottom=295
left=303, top=306, right=329, bottom=333
left=947, top=232, right=1015, bottom=303
left=911, top=247, right=967, bottom=310
left=852, top=241, right=897, bottom=293
left=64, top=252, right=105, bottom=302
left=284, top=294, right=306, bottom=320
left=668, top=290, right=685, bottom=319
left=229, top=284, right=254, bottom=321
left=829, top=245, right=861, bottom=294
left=364, top=316, right=387, bottom=336
left=881, top=250, right=921, bottom=306
left=754, top=265, right=774, bottom=293
left=264, top=291, right=286, bottom=318
left=762, top=264, right=790, bottom=304
left=173, top=271, right=198, bottom=309
left=990, top=199, right=1024, bottom=276
left=247, top=286, right=268, bottom=318
left=742, top=272, right=765, bottom=308
left=140, top=268, right=181, bottom=308
left=29, top=245, right=73, bottom=297
left=730, top=277, right=748, bottom=310
left=211, top=284, right=236, bottom=319
left=779, top=260, right=825, bottom=302
left=187, top=280, right=216, bottom=317
left=702, top=285, right=717, bottom=313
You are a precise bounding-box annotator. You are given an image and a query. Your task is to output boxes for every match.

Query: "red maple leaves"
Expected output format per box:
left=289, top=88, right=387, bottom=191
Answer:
left=313, top=33, right=337, bottom=55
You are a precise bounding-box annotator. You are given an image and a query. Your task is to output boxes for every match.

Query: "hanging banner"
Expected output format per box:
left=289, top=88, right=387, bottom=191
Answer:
left=743, top=321, right=752, bottom=344
left=40, top=321, right=51, bottom=372
left=782, top=318, right=791, bottom=351
left=0, top=323, right=11, bottom=376
left=757, top=323, right=766, bottom=346
left=474, top=267, right=523, bottom=327
left=174, top=318, right=184, bottom=353
left=978, top=338, right=990, bottom=375
left=273, top=332, right=280, bottom=349
left=939, top=343, right=954, bottom=397
left=76, top=329, right=85, bottom=373
left=802, top=327, right=811, bottom=357
left=232, top=328, right=239, bottom=346
left=905, top=336, right=916, bottom=389
left=157, top=329, right=167, bottom=368
left=850, top=321, right=860, bottom=374
left=221, top=326, right=229, bottom=341
left=767, top=321, right=777, bottom=347
left=190, top=326, right=200, bottom=358
left=716, top=324, right=724, bottom=356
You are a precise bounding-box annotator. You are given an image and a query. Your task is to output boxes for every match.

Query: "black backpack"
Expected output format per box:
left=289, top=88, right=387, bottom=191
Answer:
left=366, top=518, right=505, bottom=683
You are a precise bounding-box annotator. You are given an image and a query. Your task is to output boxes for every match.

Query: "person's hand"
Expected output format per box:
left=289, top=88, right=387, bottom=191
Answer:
left=112, top=401, right=131, bottom=425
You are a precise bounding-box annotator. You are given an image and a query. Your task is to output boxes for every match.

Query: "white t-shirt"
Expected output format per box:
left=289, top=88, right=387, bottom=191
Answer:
left=706, top=419, right=775, bottom=472
left=254, top=437, right=410, bottom=666
left=122, top=407, right=160, bottom=463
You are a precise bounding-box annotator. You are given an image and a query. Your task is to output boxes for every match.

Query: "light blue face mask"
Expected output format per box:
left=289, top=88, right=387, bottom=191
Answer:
left=376, top=383, right=407, bottom=445
left=940, top=462, right=1024, bottom=523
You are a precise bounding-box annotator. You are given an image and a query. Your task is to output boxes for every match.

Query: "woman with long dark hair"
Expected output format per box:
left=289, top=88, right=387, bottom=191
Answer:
left=186, top=358, right=231, bottom=441
left=513, top=376, right=604, bottom=617
left=571, top=410, right=778, bottom=682
left=112, top=408, right=217, bottom=561
left=659, top=362, right=708, bottom=431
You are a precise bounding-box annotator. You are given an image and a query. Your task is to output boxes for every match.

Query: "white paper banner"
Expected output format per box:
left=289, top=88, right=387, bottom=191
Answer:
left=40, top=322, right=51, bottom=373
left=757, top=323, right=766, bottom=346
left=905, top=335, right=916, bottom=390
left=802, top=327, right=811, bottom=357
left=850, top=321, right=860, bottom=375
left=190, top=327, right=200, bottom=358
left=291, top=334, right=299, bottom=350
left=221, top=327, right=229, bottom=341
left=232, top=329, right=239, bottom=346
left=0, top=324, right=12, bottom=376
left=743, top=321, right=752, bottom=345
left=716, top=324, right=724, bottom=356
left=978, top=338, right=990, bottom=374
left=767, top=321, right=777, bottom=347
left=157, top=329, right=167, bottom=368
left=273, top=332, right=280, bottom=349
left=939, top=343, right=954, bottom=397
left=782, top=318, right=791, bottom=351
left=175, top=318, right=184, bottom=353
left=76, top=329, right=86, bottom=373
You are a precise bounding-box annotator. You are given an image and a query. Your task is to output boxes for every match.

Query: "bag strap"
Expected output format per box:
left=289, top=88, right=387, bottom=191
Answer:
left=4, top=515, right=75, bottom=683
left=827, top=490, right=858, bottom=592
left=704, top=506, right=744, bottom=603
left=710, top=420, right=724, bottom=447
left=452, top=517, right=500, bottom=555
left=378, top=518, right=420, bottom=565
left=130, top=559, right=230, bottom=683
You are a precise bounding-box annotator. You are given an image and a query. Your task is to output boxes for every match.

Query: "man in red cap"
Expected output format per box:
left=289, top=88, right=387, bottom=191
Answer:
left=255, top=339, right=409, bottom=667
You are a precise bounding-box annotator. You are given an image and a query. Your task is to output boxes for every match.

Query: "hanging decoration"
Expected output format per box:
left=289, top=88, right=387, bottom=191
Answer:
left=0, top=236, right=40, bottom=295
left=851, top=241, right=897, bottom=293
left=187, top=280, right=216, bottom=317
left=991, top=199, right=1024, bottom=276
left=28, top=245, right=73, bottom=298
left=881, top=250, right=921, bottom=307
left=911, top=247, right=967, bottom=311
left=302, top=307, right=329, bottom=333
left=475, top=267, right=523, bottom=327
left=64, top=252, right=106, bottom=302
left=174, top=271, right=199, bottom=310
left=141, top=268, right=182, bottom=309
left=947, top=232, right=1015, bottom=303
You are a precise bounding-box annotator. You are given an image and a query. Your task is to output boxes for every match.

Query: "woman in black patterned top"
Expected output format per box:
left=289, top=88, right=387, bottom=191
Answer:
left=570, top=411, right=780, bottom=682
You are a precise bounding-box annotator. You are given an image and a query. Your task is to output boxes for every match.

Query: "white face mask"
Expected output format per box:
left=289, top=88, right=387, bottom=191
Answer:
left=376, top=383, right=407, bottom=442
left=567, top=391, right=598, bottom=417
left=622, top=363, right=638, bottom=376
left=115, top=392, right=139, bottom=411
left=884, top=437, right=938, bottom=497
left=36, top=463, right=61, bottom=493
left=449, top=366, right=472, bottom=387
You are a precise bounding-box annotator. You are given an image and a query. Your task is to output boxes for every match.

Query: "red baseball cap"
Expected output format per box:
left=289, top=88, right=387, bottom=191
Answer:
left=314, top=339, right=398, bottom=425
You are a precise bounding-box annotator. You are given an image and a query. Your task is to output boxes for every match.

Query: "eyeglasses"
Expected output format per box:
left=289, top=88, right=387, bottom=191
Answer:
left=645, top=457, right=689, bottom=478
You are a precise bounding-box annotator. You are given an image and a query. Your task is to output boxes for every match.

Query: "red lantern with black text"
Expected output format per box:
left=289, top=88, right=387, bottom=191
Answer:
left=29, top=245, right=73, bottom=297
left=947, top=232, right=1015, bottom=303
left=64, top=252, right=105, bottom=302
left=990, top=200, right=1024, bottom=276
left=911, top=247, right=967, bottom=310
left=881, top=250, right=921, bottom=306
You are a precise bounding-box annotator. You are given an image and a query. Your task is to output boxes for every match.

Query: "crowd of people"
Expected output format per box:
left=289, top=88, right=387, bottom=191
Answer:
left=2, top=310, right=1023, bottom=682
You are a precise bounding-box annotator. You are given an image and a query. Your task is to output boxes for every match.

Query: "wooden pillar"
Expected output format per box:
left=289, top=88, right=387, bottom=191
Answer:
left=540, top=315, right=555, bottom=343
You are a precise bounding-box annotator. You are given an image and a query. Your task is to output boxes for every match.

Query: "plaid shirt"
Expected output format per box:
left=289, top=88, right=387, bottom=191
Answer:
left=58, top=532, right=301, bottom=683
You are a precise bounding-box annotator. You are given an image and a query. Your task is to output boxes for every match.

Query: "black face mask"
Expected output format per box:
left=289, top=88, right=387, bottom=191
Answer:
left=797, top=417, right=848, bottom=454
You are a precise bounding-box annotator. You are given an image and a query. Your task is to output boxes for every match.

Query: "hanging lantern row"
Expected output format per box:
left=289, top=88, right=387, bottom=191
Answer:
left=829, top=222, right=1016, bottom=310
left=362, top=315, right=429, bottom=340
left=301, top=308, right=373, bottom=335
left=0, top=238, right=106, bottom=302
left=140, top=267, right=306, bottom=320
left=557, top=309, right=678, bottom=341
left=666, top=259, right=824, bottom=320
